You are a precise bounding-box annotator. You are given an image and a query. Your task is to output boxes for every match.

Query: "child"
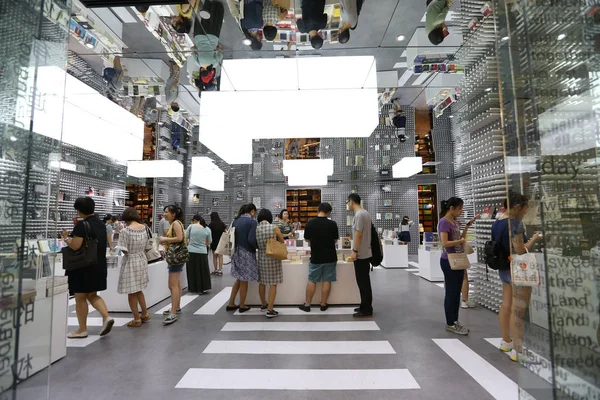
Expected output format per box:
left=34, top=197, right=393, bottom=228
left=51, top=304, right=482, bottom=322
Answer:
left=426, top=0, right=453, bottom=45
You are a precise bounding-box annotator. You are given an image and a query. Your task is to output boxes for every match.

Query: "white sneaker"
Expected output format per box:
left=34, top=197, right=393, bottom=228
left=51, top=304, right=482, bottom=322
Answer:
left=461, top=301, right=469, bottom=309
left=465, top=299, right=476, bottom=308
left=500, top=340, right=513, bottom=352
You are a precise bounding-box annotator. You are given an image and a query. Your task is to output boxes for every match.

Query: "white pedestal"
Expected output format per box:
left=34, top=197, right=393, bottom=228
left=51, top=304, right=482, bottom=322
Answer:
left=381, top=244, right=409, bottom=268
left=103, top=260, right=188, bottom=312
left=245, top=261, right=361, bottom=306
left=19, top=292, right=68, bottom=378
left=418, top=249, right=444, bottom=282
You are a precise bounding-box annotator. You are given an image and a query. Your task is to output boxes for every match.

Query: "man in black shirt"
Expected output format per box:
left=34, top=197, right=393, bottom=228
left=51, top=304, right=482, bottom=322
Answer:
left=296, top=0, right=327, bottom=49
left=299, top=202, right=339, bottom=312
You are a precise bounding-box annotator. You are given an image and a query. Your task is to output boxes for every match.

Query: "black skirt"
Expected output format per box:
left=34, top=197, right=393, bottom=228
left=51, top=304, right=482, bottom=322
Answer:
left=67, top=265, right=108, bottom=294
left=399, top=231, right=411, bottom=243
left=187, top=253, right=212, bottom=293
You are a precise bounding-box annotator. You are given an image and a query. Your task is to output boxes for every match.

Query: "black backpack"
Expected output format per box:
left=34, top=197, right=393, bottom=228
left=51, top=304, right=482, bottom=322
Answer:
left=370, top=223, right=383, bottom=267
left=484, top=221, right=510, bottom=271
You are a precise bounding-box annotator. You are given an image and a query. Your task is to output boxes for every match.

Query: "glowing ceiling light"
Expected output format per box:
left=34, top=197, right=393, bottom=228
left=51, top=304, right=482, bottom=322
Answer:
left=191, top=157, right=225, bottom=191
left=127, top=160, right=183, bottom=178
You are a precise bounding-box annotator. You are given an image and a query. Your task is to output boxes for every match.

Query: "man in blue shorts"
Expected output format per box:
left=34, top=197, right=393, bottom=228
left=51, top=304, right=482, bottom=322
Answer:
left=299, top=202, right=339, bottom=312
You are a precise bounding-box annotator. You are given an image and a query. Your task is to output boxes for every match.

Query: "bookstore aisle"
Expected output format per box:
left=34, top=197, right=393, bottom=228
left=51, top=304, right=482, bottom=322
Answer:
left=19, top=266, right=549, bottom=400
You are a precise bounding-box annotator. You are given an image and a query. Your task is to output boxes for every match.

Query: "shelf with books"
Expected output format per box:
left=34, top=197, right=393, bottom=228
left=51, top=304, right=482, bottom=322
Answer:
left=286, top=189, right=321, bottom=228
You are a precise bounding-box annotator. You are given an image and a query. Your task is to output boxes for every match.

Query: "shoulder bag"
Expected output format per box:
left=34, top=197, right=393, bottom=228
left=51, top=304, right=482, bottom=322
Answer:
left=216, top=223, right=235, bottom=256
left=145, top=227, right=163, bottom=264
left=62, top=221, right=98, bottom=271
left=447, top=252, right=471, bottom=270
left=165, top=221, right=189, bottom=265
left=266, top=226, right=288, bottom=261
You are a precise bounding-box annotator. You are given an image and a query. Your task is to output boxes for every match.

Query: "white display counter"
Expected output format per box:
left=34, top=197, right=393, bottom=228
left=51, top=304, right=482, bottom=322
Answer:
left=418, top=248, right=444, bottom=282
left=245, top=260, right=361, bottom=306
left=103, top=260, right=188, bottom=312
left=381, top=244, right=409, bottom=268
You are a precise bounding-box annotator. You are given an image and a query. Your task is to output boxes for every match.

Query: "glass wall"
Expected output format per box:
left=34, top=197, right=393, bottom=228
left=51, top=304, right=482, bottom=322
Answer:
left=497, top=0, right=600, bottom=398
left=0, top=0, right=71, bottom=398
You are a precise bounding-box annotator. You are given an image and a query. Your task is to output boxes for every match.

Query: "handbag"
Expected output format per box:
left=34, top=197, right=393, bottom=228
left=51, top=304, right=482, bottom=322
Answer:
left=165, top=221, right=189, bottom=265
left=511, top=250, right=540, bottom=286
left=447, top=252, right=471, bottom=270
left=266, top=226, right=288, bottom=260
left=464, top=242, right=475, bottom=255
left=145, top=227, right=163, bottom=264
left=216, top=223, right=235, bottom=256
left=62, top=221, right=98, bottom=271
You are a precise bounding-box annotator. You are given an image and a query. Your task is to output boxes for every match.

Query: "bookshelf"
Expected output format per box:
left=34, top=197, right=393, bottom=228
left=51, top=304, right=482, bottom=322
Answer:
left=286, top=189, right=321, bottom=228
left=418, top=184, right=438, bottom=242
left=126, top=184, right=154, bottom=225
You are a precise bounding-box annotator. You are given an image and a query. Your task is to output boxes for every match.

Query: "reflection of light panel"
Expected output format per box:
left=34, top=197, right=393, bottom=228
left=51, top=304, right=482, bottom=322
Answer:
left=283, top=159, right=334, bottom=187
left=191, top=157, right=225, bottom=191
left=287, top=174, right=328, bottom=187
left=17, top=66, right=144, bottom=161
left=220, top=57, right=377, bottom=92
left=127, top=160, right=183, bottom=178
left=49, top=160, right=77, bottom=171
left=397, top=70, right=413, bottom=87
left=412, top=72, right=431, bottom=86
left=506, top=156, right=538, bottom=174
left=393, top=157, right=423, bottom=178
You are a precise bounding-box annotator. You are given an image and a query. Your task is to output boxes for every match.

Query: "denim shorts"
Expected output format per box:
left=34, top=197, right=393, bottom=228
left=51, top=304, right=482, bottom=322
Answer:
left=168, top=264, right=184, bottom=273
left=498, top=268, right=511, bottom=284
left=308, top=262, right=337, bottom=283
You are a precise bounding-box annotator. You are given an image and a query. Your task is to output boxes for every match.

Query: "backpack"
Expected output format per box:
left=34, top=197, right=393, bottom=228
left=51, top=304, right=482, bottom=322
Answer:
left=370, top=223, right=383, bottom=267
left=484, top=221, right=510, bottom=271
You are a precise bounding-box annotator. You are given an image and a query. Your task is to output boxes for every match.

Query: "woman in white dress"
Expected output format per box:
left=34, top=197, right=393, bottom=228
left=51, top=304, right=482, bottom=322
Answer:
left=118, top=207, right=150, bottom=327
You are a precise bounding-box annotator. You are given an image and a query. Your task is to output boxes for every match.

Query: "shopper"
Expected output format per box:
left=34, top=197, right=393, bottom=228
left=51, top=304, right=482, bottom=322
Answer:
left=103, top=56, right=125, bottom=92
left=492, top=193, right=543, bottom=362
left=256, top=208, right=285, bottom=318
left=103, top=215, right=115, bottom=252
left=275, top=209, right=295, bottom=239
left=339, top=0, right=364, bottom=44
left=165, top=61, right=181, bottom=106
left=209, top=211, right=227, bottom=275
left=297, top=0, right=327, bottom=49
left=347, top=193, right=373, bottom=317
left=226, top=204, right=259, bottom=313
left=263, top=0, right=288, bottom=41
left=242, top=0, right=264, bottom=50
left=159, top=205, right=187, bottom=325
left=293, top=218, right=302, bottom=232
left=117, top=207, right=150, bottom=327
left=426, top=0, right=453, bottom=45
left=186, top=214, right=213, bottom=294
left=399, top=216, right=413, bottom=244
left=159, top=211, right=171, bottom=236
left=438, top=197, right=476, bottom=335
left=62, top=197, right=114, bottom=338
left=300, top=202, right=339, bottom=312
left=176, top=0, right=225, bottom=86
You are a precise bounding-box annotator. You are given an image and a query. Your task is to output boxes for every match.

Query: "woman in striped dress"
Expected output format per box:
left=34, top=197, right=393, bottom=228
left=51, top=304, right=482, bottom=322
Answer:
left=256, top=208, right=285, bottom=318
left=117, top=207, right=150, bottom=327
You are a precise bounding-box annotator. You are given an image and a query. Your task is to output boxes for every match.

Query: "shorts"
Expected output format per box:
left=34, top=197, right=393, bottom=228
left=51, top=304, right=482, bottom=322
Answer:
left=308, top=262, right=337, bottom=283
left=168, top=264, right=184, bottom=273
left=498, top=268, right=511, bottom=284
left=103, top=67, right=123, bottom=90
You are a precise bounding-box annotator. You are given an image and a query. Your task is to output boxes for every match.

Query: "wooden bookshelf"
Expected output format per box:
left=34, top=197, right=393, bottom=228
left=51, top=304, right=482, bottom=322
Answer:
left=126, top=184, right=154, bottom=225
left=286, top=189, right=321, bottom=229
left=418, top=184, right=438, bottom=241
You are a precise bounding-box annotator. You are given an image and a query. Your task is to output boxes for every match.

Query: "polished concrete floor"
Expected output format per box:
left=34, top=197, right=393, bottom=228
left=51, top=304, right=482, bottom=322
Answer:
left=19, top=263, right=550, bottom=400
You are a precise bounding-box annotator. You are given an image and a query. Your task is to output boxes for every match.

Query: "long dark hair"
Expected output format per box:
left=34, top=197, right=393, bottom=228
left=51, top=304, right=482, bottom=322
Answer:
left=164, top=205, right=184, bottom=223
left=235, top=204, right=247, bottom=219
left=401, top=216, right=411, bottom=225
left=193, top=213, right=207, bottom=227
left=209, top=211, right=226, bottom=229
left=439, top=197, right=464, bottom=219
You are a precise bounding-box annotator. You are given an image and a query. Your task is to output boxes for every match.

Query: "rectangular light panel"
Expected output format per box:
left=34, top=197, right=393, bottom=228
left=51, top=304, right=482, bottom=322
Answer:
left=393, top=157, right=423, bottom=178
left=127, top=160, right=183, bottom=178
left=191, top=157, right=225, bottom=191
left=17, top=66, right=144, bottom=161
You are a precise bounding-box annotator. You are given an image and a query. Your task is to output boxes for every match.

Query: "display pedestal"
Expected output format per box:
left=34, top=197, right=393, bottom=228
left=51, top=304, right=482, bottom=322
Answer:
left=418, top=249, right=444, bottom=281
left=103, top=260, right=188, bottom=312
left=245, top=261, right=360, bottom=306
left=381, top=244, right=409, bottom=268
left=20, top=291, right=67, bottom=378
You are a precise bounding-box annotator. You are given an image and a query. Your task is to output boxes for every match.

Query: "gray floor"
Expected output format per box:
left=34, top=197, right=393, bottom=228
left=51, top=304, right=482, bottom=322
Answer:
left=19, top=264, right=548, bottom=400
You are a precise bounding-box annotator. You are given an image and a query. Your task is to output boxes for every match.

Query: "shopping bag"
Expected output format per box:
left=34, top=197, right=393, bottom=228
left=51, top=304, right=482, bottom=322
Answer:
left=511, top=250, right=540, bottom=286
left=216, top=225, right=235, bottom=256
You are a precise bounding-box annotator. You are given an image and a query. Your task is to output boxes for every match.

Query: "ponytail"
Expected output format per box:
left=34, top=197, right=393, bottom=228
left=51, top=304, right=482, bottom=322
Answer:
left=439, top=197, right=464, bottom=219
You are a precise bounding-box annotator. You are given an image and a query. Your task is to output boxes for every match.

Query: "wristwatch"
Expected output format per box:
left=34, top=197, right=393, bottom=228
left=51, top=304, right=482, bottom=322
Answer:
left=352, top=249, right=358, bottom=253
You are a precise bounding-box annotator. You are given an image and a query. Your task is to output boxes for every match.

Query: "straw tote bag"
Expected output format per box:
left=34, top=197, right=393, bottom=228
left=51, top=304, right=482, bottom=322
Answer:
left=266, top=226, right=288, bottom=261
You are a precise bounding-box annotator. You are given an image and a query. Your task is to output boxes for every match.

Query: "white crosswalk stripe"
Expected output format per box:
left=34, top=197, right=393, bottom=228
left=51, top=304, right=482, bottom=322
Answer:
left=222, top=321, right=380, bottom=332
left=233, top=307, right=356, bottom=316
left=203, top=340, right=396, bottom=354
left=194, top=287, right=231, bottom=315
left=68, top=317, right=130, bottom=327
left=67, top=335, right=102, bottom=348
left=155, top=294, right=199, bottom=315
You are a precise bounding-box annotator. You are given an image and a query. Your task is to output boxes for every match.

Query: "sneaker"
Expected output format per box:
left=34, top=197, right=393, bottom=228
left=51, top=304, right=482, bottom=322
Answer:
left=455, top=321, right=470, bottom=333
left=500, top=340, right=514, bottom=352
left=266, top=310, right=278, bottom=318
left=508, top=349, right=517, bottom=362
left=445, top=323, right=469, bottom=335
left=260, top=305, right=268, bottom=312
left=320, top=304, right=329, bottom=312
left=99, top=318, right=115, bottom=336
left=163, top=308, right=181, bottom=316
left=461, top=301, right=469, bottom=309
left=163, top=313, right=179, bottom=325
left=465, top=299, right=476, bottom=308
left=353, top=311, right=373, bottom=318
left=299, top=304, right=311, bottom=312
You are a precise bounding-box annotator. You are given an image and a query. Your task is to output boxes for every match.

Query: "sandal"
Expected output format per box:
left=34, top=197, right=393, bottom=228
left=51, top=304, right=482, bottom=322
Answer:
left=140, top=312, right=151, bottom=322
left=127, top=319, right=142, bottom=327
